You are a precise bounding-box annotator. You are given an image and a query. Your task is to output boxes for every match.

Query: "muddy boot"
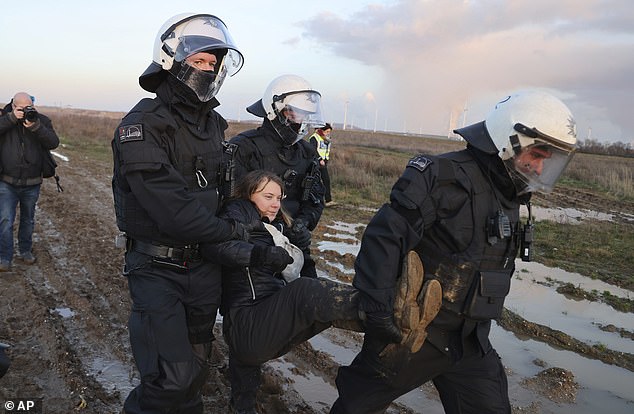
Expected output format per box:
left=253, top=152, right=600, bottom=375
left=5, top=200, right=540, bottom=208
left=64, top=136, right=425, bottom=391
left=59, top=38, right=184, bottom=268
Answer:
left=393, top=251, right=424, bottom=336
left=392, top=251, right=442, bottom=353
left=404, top=279, right=442, bottom=353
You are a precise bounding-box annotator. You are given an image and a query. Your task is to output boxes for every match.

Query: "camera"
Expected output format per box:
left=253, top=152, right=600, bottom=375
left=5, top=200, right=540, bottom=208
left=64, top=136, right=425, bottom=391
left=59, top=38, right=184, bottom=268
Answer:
left=22, top=106, right=39, bottom=123
left=487, top=210, right=511, bottom=245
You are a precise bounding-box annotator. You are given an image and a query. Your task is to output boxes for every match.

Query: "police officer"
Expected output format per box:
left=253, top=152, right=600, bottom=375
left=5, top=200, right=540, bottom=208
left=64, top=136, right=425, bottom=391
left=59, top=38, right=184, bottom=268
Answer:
left=111, top=13, right=253, bottom=414
left=330, top=90, right=578, bottom=414
left=309, top=123, right=335, bottom=206
left=229, top=74, right=326, bottom=278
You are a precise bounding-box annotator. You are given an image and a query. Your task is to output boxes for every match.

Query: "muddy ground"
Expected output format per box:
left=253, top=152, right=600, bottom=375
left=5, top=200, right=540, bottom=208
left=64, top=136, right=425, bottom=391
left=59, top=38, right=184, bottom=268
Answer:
left=0, top=146, right=632, bottom=414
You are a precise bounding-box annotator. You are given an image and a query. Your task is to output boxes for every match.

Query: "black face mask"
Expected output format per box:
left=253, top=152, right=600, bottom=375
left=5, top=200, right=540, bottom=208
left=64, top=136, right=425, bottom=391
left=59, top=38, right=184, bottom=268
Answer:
left=170, top=61, right=221, bottom=102
left=270, top=113, right=302, bottom=146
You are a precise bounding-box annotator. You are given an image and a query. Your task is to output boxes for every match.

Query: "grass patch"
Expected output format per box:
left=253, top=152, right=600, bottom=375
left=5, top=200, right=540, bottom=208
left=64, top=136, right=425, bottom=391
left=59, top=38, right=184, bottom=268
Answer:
left=534, top=219, right=634, bottom=290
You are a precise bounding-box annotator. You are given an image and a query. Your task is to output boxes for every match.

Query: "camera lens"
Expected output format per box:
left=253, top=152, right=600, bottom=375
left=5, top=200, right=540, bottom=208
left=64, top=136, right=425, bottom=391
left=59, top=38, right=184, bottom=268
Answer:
left=23, top=107, right=38, bottom=122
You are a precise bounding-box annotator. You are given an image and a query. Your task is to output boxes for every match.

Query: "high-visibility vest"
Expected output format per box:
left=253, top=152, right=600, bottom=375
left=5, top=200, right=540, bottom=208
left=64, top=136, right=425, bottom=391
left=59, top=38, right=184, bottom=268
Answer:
left=311, top=133, right=331, bottom=161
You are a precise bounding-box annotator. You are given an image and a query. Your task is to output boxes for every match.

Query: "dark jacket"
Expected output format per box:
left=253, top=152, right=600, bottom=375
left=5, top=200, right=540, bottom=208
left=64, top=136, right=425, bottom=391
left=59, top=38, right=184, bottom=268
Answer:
left=203, top=198, right=287, bottom=314
left=0, top=103, right=59, bottom=186
left=353, top=128, right=522, bottom=356
left=229, top=120, right=324, bottom=230
left=111, top=76, right=235, bottom=247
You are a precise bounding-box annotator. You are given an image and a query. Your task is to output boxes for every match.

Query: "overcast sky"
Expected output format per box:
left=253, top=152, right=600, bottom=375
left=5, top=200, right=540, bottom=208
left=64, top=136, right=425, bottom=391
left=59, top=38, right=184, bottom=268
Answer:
left=2, top=0, right=632, bottom=144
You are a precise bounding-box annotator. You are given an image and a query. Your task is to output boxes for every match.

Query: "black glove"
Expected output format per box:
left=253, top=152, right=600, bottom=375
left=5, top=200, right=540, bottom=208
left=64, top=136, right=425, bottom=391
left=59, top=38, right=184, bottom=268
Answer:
left=228, top=220, right=250, bottom=241
left=227, top=219, right=265, bottom=242
left=363, top=311, right=403, bottom=344
left=250, top=245, right=294, bottom=273
left=287, top=218, right=311, bottom=249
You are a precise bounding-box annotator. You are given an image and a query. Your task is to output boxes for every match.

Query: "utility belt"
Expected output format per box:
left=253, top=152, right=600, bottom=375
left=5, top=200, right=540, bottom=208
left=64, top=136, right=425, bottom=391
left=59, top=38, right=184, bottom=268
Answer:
left=124, top=236, right=202, bottom=271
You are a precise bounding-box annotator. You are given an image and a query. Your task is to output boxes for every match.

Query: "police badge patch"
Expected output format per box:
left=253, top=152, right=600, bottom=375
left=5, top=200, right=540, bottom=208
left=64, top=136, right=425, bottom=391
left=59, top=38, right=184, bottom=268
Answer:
left=407, top=155, right=433, bottom=172
left=119, top=124, right=144, bottom=143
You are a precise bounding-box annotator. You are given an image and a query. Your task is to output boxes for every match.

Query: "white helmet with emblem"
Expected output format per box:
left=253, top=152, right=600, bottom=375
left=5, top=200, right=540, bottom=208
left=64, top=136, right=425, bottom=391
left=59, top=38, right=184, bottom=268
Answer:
left=139, top=13, right=244, bottom=101
left=246, top=74, right=325, bottom=145
left=458, top=90, right=577, bottom=194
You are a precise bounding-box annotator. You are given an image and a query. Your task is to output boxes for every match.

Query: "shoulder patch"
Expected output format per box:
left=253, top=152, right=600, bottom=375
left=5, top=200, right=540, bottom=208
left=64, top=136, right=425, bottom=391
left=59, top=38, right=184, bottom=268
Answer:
left=118, top=124, right=144, bottom=143
left=407, top=155, right=433, bottom=172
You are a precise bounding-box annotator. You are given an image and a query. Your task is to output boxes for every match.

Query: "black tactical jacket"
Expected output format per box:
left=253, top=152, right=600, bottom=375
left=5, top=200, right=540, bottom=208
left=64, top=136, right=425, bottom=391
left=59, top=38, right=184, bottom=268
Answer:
left=111, top=77, right=234, bottom=247
left=353, top=127, right=522, bottom=355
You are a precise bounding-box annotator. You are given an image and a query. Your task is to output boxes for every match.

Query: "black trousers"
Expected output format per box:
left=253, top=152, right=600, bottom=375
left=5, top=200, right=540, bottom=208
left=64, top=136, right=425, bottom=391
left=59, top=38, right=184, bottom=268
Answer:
left=223, top=277, right=360, bottom=410
left=320, top=164, right=332, bottom=203
left=330, top=334, right=511, bottom=414
left=123, top=251, right=221, bottom=414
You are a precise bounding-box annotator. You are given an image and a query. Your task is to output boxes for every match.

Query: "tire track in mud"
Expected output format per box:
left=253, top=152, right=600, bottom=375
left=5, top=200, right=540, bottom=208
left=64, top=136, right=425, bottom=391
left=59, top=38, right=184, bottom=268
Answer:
left=534, top=187, right=634, bottom=223
left=18, top=156, right=134, bottom=412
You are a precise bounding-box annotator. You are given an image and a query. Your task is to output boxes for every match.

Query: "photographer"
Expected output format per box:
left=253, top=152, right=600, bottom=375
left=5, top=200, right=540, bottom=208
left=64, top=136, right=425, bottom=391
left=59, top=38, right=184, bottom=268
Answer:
left=0, top=92, right=59, bottom=271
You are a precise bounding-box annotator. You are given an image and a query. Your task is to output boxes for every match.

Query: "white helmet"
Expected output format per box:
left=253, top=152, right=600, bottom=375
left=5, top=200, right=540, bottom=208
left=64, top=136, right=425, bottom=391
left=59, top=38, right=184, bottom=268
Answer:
left=465, top=90, right=577, bottom=194
left=139, top=13, right=244, bottom=101
left=247, top=74, right=325, bottom=145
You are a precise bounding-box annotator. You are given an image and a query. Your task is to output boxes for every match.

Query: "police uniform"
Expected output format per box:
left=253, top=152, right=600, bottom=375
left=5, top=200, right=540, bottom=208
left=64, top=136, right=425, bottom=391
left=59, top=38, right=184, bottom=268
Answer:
left=230, top=119, right=325, bottom=278
left=331, top=121, right=523, bottom=414
left=112, top=77, right=237, bottom=414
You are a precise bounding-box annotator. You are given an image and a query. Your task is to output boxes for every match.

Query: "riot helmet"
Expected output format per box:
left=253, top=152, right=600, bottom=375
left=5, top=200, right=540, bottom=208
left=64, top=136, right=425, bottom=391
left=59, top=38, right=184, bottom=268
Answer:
left=458, top=91, right=577, bottom=194
left=247, top=75, right=325, bottom=145
left=139, top=13, right=244, bottom=102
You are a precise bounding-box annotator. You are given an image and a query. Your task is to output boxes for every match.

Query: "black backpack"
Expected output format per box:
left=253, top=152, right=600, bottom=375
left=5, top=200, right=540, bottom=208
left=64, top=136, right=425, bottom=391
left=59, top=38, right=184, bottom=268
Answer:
left=41, top=147, right=63, bottom=192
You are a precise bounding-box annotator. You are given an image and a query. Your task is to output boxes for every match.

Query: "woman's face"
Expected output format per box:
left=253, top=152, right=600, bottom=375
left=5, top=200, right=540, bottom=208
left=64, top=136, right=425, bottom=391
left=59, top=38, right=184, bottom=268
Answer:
left=250, top=179, right=283, bottom=221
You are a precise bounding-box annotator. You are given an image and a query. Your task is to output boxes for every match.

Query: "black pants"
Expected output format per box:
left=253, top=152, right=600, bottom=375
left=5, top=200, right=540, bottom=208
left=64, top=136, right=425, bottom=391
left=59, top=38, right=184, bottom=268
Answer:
left=123, top=251, right=221, bottom=414
left=320, top=164, right=332, bottom=203
left=330, top=334, right=510, bottom=414
left=224, top=277, right=360, bottom=410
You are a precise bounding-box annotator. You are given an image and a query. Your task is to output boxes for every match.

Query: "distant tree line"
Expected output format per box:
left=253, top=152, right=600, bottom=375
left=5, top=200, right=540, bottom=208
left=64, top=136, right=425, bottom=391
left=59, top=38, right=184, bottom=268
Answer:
left=577, top=139, right=634, bottom=157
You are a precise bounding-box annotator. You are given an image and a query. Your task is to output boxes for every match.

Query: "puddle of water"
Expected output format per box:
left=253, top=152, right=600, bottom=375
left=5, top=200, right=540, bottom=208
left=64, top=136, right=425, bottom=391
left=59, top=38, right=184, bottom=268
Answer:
left=308, top=334, right=359, bottom=365
left=317, top=240, right=360, bottom=256
left=491, top=324, right=634, bottom=412
left=323, top=260, right=355, bottom=276
left=516, top=260, right=632, bottom=299
left=88, top=356, right=136, bottom=397
left=268, top=359, right=334, bottom=410
left=51, top=307, right=75, bottom=318
left=529, top=206, right=614, bottom=224
left=508, top=271, right=634, bottom=354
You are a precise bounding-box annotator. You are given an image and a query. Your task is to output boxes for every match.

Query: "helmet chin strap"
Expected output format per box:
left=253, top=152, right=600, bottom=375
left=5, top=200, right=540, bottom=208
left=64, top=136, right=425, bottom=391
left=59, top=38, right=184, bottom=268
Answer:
left=509, top=134, right=522, bottom=155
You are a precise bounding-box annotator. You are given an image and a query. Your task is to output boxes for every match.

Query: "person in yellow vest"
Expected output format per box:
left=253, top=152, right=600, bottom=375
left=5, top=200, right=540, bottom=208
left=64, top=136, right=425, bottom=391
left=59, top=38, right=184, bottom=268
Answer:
left=309, top=123, right=335, bottom=206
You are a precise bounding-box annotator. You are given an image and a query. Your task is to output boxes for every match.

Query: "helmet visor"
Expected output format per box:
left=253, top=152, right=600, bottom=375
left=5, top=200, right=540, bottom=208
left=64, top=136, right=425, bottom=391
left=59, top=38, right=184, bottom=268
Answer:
left=275, top=91, right=325, bottom=145
left=171, top=16, right=244, bottom=75
left=275, top=89, right=324, bottom=123
left=505, top=142, right=575, bottom=194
